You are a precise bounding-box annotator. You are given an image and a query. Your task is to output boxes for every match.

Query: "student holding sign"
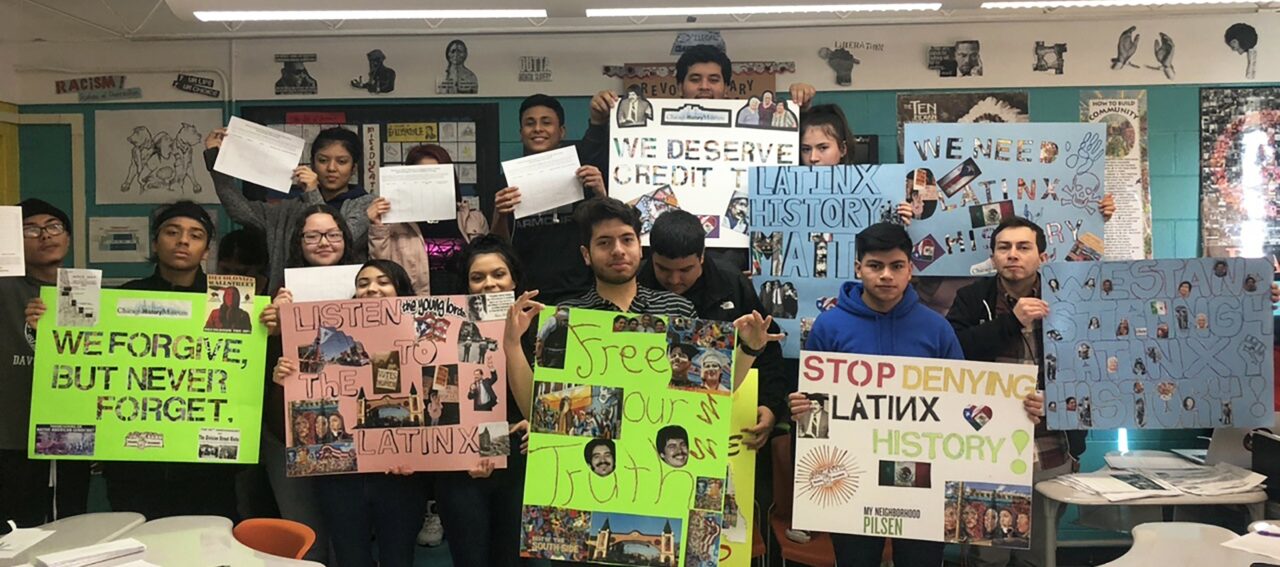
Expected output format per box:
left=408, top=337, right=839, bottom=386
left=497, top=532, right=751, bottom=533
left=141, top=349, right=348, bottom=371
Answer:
left=492, top=94, right=606, bottom=305
left=2, top=200, right=90, bottom=530
left=207, top=126, right=372, bottom=292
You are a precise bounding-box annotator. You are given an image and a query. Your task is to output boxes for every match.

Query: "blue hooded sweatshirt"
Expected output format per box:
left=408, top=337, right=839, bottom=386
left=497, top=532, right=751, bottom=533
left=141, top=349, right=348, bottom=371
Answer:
left=805, top=281, right=964, bottom=361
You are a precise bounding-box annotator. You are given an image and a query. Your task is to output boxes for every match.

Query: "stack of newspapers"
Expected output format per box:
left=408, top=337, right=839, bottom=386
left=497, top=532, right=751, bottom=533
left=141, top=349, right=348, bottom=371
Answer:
left=1054, top=462, right=1266, bottom=502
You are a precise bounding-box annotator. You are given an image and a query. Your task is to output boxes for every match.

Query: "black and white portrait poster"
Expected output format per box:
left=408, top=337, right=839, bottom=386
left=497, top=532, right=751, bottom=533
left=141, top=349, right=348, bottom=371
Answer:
left=895, top=92, right=1029, bottom=160
left=1200, top=87, right=1280, bottom=269
left=274, top=53, right=318, bottom=95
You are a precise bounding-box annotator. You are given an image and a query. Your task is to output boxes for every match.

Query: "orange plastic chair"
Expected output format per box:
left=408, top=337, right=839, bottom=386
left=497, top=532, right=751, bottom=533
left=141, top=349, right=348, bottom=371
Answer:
left=232, top=518, right=316, bottom=560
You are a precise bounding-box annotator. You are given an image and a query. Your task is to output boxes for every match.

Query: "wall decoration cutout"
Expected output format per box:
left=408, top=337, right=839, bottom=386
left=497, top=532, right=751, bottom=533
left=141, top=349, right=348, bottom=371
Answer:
left=437, top=40, right=478, bottom=94
left=94, top=108, right=223, bottom=205
left=603, top=61, right=794, bottom=99
left=350, top=49, right=396, bottom=94
left=518, top=56, right=553, bottom=82
left=1032, top=42, right=1067, bottom=75
left=172, top=74, right=220, bottom=98
left=818, top=47, right=860, bottom=86
left=927, top=41, right=982, bottom=77
left=1109, top=27, right=1176, bottom=80
left=1224, top=23, right=1259, bottom=80
left=275, top=53, right=318, bottom=95
left=671, top=30, right=726, bottom=55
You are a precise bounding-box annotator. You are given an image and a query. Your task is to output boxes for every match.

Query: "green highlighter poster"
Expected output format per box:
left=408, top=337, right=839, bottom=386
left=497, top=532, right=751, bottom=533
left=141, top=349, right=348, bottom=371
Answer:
left=29, top=284, right=268, bottom=464
left=521, top=308, right=737, bottom=567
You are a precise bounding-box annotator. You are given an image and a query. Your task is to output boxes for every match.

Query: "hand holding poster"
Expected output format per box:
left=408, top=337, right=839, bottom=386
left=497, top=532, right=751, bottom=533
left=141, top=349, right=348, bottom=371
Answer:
left=609, top=94, right=799, bottom=248
left=521, top=309, right=736, bottom=566
left=903, top=123, right=1107, bottom=276
left=278, top=292, right=513, bottom=476
left=748, top=165, right=904, bottom=357
left=792, top=351, right=1036, bottom=548
left=29, top=287, right=269, bottom=463
left=1042, top=258, right=1274, bottom=430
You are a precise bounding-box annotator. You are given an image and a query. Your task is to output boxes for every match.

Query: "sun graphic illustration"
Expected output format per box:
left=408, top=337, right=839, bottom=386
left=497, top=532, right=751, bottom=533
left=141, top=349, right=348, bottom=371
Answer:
left=958, top=97, right=1028, bottom=124
left=795, top=445, right=863, bottom=507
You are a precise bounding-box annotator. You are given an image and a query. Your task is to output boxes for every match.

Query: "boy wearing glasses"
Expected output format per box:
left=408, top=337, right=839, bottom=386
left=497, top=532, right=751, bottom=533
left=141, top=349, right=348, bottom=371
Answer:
left=1, top=199, right=90, bottom=531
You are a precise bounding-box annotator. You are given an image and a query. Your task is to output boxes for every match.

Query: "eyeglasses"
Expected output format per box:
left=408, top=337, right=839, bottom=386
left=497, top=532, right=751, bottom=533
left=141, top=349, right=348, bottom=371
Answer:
left=302, top=231, right=344, bottom=245
left=23, top=223, right=66, bottom=238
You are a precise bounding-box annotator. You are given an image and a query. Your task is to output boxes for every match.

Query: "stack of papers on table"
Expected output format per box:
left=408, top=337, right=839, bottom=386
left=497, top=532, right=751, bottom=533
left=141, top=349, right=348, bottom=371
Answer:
left=1055, top=463, right=1266, bottom=502
left=34, top=538, right=146, bottom=567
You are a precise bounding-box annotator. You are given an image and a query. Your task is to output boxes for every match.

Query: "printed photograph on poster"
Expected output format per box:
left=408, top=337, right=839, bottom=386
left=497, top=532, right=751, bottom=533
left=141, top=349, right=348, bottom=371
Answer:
left=616, top=87, right=654, bottom=128
left=1199, top=87, right=1280, bottom=266
left=1033, top=42, right=1067, bottom=74
left=55, top=268, right=102, bottom=328
left=793, top=351, right=1036, bottom=548
left=1082, top=90, right=1152, bottom=260
left=94, top=109, right=223, bottom=204
left=275, top=53, right=318, bottom=95
left=350, top=49, right=396, bottom=94
left=1109, top=27, right=1176, bottom=80
left=903, top=122, right=1107, bottom=277
left=204, top=275, right=256, bottom=334
left=286, top=398, right=357, bottom=476
left=1042, top=258, right=1275, bottom=430
left=818, top=47, right=860, bottom=86
left=1223, top=23, right=1259, bottom=79
left=34, top=425, right=96, bottom=457
left=437, top=40, right=478, bottom=94
left=88, top=216, right=150, bottom=263
left=896, top=92, right=1029, bottom=160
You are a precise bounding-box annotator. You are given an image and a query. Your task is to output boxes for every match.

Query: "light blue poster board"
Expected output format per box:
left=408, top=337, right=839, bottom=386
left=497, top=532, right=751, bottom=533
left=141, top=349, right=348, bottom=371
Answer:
left=1042, top=258, right=1274, bottom=430
left=747, top=165, right=904, bottom=357
left=903, top=123, right=1107, bottom=277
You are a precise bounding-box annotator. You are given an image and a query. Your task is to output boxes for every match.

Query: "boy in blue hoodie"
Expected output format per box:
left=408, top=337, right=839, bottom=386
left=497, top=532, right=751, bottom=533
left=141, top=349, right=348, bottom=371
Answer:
left=789, top=222, right=962, bottom=566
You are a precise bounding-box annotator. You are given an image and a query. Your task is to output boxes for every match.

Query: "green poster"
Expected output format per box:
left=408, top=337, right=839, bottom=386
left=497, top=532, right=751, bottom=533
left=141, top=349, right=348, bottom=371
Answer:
left=521, top=308, right=735, bottom=567
left=28, top=286, right=269, bottom=464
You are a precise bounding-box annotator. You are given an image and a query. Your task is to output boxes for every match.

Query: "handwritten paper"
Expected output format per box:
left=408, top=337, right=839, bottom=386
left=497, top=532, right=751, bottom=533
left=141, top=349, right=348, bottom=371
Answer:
left=284, top=264, right=364, bottom=302
left=0, top=206, right=24, bottom=277
left=379, top=165, right=457, bottom=223
left=502, top=146, right=583, bottom=219
left=214, top=116, right=306, bottom=194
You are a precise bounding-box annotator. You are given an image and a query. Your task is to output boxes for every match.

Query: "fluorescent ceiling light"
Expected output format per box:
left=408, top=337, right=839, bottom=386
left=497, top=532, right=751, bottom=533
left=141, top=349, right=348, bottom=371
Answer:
left=587, top=4, right=941, bottom=17
left=193, top=10, right=548, bottom=22
left=983, top=0, right=1246, bottom=7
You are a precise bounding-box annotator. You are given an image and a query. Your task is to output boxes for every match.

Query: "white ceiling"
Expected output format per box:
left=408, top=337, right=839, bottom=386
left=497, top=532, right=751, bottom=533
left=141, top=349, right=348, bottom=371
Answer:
left=0, top=0, right=1271, bottom=42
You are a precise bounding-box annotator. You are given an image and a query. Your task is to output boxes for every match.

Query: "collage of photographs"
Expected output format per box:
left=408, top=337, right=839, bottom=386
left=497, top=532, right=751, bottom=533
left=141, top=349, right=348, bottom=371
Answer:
left=521, top=506, right=684, bottom=566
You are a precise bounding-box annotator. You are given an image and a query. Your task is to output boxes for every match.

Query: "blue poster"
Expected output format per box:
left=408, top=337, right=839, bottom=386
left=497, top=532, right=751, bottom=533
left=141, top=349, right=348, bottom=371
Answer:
left=748, top=165, right=904, bottom=357
left=903, top=123, right=1107, bottom=277
left=1042, top=258, right=1274, bottom=430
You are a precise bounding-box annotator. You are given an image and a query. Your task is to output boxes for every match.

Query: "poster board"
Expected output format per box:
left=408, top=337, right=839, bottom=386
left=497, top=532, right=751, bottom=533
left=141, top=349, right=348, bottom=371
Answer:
left=278, top=292, right=512, bottom=476
left=748, top=165, right=904, bottom=357
left=29, top=287, right=269, bottom=463
left=608, top=97, right=799, bottom=248
left=1082, top=90, right=1152, bottom=261
left=792, top=351, right=1036, bottom=548
left=1042, top=258, right=1275, bottom=430
left=520, top=308, right=736, bottom=566
left=903, top=122, right=1107, bottom=277
left=721, top=371, right=758, bottom=567
left=1199, top=87, right=1280, bottom=267
left=93, top=108, right=224, bottom=205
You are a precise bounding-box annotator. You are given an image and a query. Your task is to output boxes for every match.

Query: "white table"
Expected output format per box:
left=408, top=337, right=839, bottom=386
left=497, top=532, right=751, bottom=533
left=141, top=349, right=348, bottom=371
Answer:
left=0, top=512, right=145, bottom=567
left=121, top=516, right=322, bottom=567
left=1100, top=522, right=1275, bottom=566
left=1036, top=478, right=1267, bottom=567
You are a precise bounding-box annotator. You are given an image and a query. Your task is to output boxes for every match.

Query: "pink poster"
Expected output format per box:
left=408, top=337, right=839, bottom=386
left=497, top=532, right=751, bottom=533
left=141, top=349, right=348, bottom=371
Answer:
left=279, top=292, right=513, bottom=476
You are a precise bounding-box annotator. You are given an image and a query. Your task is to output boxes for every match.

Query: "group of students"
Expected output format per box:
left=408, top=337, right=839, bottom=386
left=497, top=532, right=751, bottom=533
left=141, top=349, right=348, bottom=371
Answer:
left=0, top=42, right=1212, bottom=567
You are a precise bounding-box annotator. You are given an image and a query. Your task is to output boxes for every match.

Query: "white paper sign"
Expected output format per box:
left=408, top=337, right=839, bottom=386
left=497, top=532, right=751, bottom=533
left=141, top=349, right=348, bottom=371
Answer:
left=0, top=206, right=25, bottom=276
left=501, top=146, right=583, bottom=219
left=379, top=164, right=456, bottom=223
left=609, top=95, right=799, bottom=247
left=88, top=216, right=150, bottom=264
left=285, top=264, right=363, bottom=302
left=214, top=116, right=306, bottom=194
left=793, top=351, right=1036, bottom=548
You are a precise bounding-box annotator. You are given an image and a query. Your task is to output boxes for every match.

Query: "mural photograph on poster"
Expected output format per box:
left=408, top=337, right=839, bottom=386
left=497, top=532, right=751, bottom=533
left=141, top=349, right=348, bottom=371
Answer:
left=94, top=108, right=223, bottom=205
left=896, top=92, right=1029, bottom=160
left=1082, top=90, right=1152, bottom=260
left=610, top=96, right=798, bottom=248
left=903, top=122, right=1107, bottom=277
left=1200, top=87, right=1280, bottom=269
left=521, top=309, right=736, bottom=566
left=748, top=165, right=902, bottom=357
left=278, top=292, right=513, bottom=476
left=792, top=351, right=1036, bottom=548
left=1042, top=258, right=1274, bottom=430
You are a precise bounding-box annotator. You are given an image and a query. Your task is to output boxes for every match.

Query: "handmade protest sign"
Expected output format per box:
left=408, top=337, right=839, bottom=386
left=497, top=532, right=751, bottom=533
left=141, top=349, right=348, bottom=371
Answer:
left=29, top=287, right=268, bottom=463
left=279, top=292, right=513, bottom=476
left=610, top=95, right=798, bottom=248
left=720, top=370, right=758, bottom=567
left=748, top=165, right=905, bottom=357
left=1042, top=258, right=1274, bottom=430
left=903, top=123, right=1107, bottom=277
left=521, top=308, right=736, bottom=566
left=793, top=351, right=1036, bottom=548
